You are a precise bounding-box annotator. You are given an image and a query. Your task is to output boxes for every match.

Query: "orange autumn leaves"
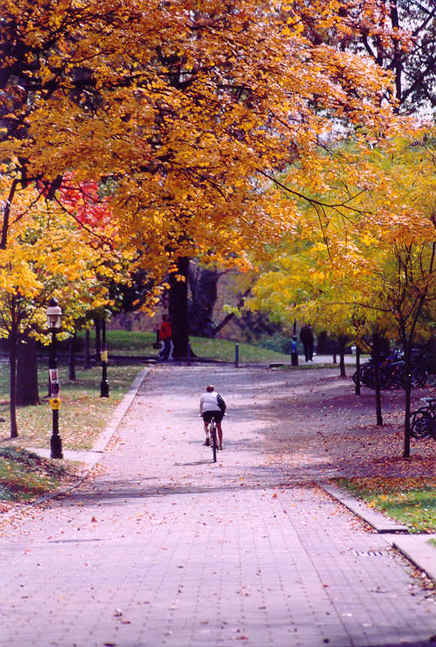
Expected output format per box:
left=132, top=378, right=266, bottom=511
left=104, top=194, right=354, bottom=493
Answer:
left=1, top=0, right=399, bottom=284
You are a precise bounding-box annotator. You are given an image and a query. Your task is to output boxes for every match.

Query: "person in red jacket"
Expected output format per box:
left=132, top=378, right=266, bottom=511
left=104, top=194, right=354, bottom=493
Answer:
left=158, top=314, right=172, bottom=360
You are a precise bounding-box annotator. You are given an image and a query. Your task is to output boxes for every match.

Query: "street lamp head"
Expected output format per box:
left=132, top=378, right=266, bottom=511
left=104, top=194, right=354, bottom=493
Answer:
left=46, top=298, right=62, bottom=330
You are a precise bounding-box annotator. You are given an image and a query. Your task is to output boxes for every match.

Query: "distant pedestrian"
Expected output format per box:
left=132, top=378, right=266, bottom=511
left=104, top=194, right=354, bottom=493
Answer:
left=158, top=314, right=173, bottom=360
left=300, top=324, right=314, bottom=362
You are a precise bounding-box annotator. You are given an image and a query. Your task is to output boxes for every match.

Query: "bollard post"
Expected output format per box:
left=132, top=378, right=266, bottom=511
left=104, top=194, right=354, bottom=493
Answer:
left=50, top=396, right=62, bottom=459
left=235, top=343, right=239, bottom=368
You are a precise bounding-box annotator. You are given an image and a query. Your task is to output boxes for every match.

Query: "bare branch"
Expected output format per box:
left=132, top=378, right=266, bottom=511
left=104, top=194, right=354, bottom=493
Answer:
left=258, top=170, right=370, bottom=214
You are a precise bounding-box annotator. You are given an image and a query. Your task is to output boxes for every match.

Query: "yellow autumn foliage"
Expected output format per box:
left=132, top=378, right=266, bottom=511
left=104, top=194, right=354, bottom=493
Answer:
left=249, top=128, right=436, bottom=345
left=1, top=0, right=400, bottom=288
left=0, top=182, right=131, bottom=341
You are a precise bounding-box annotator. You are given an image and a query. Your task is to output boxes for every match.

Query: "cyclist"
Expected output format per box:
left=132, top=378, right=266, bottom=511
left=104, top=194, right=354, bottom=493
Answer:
left=199, top=384, right=226, bottom=450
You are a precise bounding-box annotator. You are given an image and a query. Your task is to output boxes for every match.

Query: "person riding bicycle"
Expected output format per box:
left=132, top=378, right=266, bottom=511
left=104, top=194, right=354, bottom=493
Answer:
left=200, top=384, right=226, bottom=450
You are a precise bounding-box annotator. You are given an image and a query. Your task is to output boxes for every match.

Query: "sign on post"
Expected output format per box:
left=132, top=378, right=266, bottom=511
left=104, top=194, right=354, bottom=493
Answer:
left=49, top=368, right=60, bottom=396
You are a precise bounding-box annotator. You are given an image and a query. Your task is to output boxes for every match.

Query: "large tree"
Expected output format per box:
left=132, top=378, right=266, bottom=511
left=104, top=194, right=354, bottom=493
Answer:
left=1, top=1, right=400, bottom=354
left=0, top=180, right=128, bottom=438
left=249, top=129, right=435, bottom=456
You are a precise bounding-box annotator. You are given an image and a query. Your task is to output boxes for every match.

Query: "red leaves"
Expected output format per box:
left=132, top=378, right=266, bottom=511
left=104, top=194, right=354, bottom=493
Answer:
left=37, top=173, right=112, bottom=230
left=58, top=173, right=111, bottom=229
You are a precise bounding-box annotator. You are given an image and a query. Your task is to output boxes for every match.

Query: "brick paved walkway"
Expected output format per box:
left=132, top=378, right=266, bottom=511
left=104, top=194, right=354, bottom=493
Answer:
left=0, top=365, right=435, bottom=647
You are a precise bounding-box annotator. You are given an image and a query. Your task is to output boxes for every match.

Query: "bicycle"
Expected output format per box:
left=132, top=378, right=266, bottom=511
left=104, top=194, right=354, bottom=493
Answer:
left=352, top=349, right=428, bottom=391
left=410, top=398, right=436, bottom=440
left=208, top=416, right=219, bottom=463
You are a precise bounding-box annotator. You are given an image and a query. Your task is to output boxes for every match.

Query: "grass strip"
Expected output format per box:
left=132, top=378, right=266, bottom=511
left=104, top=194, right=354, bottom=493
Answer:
left=0, top=363, right=143, bottom=501
left=190, top=336, right=292, bottom=362
left=0, top=364, right=142, bottom=452
left=75, top=329, right=295, bottom=363
left=0, top=446, right=75, bottom=501
left=336, top=477, right=436, bottom=534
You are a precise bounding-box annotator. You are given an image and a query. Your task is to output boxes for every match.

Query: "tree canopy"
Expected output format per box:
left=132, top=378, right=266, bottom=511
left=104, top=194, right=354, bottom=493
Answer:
left=249, top=129, right=435, bottom=338
left=1, top=0, right=399, bottom=283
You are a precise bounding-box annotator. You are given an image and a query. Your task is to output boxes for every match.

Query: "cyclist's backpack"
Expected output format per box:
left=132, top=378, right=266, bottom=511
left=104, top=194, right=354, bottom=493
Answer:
left=217, top=393, right=227, bottom=413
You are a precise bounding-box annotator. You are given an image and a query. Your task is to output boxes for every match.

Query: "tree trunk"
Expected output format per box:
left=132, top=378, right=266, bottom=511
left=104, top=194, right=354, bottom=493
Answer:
left=8, top=330, right=18, bottom=438
left=338, top=335, right=347, bottom=377
left=169, top=256, right=190, bottom=358
left=355, top=346, right=361, bottom=395
left=84, top=329, right=92, bottom=369
left=68, top=334, right=76, bottom=381
left=94, top=318, right=102, bottom=361
left=389, top=0, right=403, bottom=107
left=16, top=337, right=39, bottom=406
left=373, top=333, right=383, bottom=426
left=188, top=263, right=219, bottom=337
left=374, top=373, right=383, bottom=426
left=402, top=345, right=412, bottom=458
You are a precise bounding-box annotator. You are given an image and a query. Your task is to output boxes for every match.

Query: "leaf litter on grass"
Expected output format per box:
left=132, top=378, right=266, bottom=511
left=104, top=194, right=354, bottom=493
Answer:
left=262, top=371, right=435, bottom=532
left=0, top=446, right=82, bottom=502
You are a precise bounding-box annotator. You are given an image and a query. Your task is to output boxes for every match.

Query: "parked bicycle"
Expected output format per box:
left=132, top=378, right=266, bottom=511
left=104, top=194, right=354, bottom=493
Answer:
left=410, top=398, right=436, bottom=440
left=352, top=348, right=428, bottom=391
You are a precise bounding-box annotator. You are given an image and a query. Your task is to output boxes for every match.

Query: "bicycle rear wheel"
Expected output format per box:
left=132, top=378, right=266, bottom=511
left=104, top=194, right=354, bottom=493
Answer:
left=410, top=409, right=433, bottom=439
left=210, top=420, right=218, bottom=463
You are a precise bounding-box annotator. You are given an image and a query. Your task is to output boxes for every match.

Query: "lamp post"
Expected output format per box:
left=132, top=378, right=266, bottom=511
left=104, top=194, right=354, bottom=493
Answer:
left=46, top=298, right=63, bottom=459
left=100, top=315, right=109, bottom=397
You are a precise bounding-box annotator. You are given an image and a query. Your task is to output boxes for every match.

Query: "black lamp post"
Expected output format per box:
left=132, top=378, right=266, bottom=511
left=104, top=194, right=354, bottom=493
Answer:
left=100, top=316, right=109, bottom=397
left=46, top=298, right=63, bottom=459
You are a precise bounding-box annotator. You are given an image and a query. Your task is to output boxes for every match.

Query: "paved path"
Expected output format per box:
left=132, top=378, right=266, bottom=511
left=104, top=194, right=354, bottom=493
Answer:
left=0, top=365, right=435, bottom=647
